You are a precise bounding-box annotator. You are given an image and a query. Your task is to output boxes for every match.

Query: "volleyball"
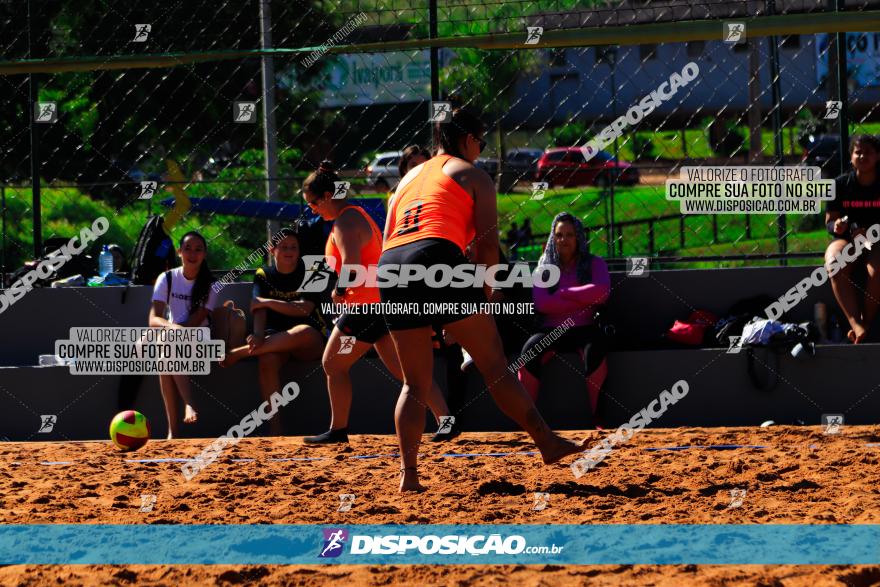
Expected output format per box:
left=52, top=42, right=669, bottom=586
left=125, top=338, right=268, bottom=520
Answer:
left=109, top=410, right=150, bottom=451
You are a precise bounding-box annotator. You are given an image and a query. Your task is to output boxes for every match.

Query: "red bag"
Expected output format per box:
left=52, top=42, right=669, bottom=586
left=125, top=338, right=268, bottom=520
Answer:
left=666, top=310, right=718, bottom=346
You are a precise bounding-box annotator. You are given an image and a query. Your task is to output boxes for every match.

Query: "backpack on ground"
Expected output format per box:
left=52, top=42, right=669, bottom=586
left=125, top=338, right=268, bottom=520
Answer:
left=130, top=216, right=175, bottom=286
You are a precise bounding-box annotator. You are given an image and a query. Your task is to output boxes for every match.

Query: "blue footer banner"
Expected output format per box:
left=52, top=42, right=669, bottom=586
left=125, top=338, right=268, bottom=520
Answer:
left=1, top=524, right=878, bottom=565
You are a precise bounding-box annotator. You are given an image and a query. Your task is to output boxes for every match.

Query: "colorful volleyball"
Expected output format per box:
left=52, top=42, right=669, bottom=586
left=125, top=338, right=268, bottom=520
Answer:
left=109, top=410, right=150, bottom=451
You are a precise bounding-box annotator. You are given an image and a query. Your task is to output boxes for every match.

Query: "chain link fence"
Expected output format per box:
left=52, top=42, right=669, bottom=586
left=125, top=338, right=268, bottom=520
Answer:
left=2, top=0, right=880, bottom=282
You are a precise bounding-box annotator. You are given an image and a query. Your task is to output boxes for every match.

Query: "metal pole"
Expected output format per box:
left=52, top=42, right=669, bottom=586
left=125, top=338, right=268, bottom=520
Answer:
left=28, top=0, right=41, bottom=259
left=259, top=0, right=280, bottom=249
left=767, top=0, right=787, bottom=265
left=833, top=0, right=850, bottom=174
left=608, top=48, right=618, bottom=258
left=1, top=185, right=6, bottom=288
left=429, top=0, right=440, bottom=150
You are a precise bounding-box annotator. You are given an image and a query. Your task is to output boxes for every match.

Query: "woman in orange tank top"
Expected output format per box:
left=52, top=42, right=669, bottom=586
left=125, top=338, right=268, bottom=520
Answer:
left=379, top=107, right=584, bottom=492
left=300, top=160, right=455, bottom=445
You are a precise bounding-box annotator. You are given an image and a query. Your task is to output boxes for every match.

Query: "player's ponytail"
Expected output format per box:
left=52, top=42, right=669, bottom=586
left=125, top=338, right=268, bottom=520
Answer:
left=435, top=105, right=484, bottom=160
left=304, top=159, right=340, bottom=198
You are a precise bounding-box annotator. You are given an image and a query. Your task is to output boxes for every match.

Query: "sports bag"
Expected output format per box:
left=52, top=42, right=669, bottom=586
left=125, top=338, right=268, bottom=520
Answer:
left=130, top=216, right=175, bottom=286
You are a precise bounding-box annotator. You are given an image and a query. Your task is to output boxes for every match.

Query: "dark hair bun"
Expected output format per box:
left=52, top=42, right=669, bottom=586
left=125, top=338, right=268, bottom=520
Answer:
left=318, top=160, right=335, bottom=174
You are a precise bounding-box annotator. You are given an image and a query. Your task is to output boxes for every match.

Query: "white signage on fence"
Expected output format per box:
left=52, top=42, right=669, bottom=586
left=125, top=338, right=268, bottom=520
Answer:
left=313, top=51, right=433, bottom=107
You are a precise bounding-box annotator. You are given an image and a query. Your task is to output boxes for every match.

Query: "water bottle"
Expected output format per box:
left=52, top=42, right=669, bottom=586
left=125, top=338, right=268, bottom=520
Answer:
left=98, top=244, right=114, bottom=277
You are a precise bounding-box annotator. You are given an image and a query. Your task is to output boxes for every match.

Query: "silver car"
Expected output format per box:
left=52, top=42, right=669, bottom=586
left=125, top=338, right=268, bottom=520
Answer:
left=365, top=151, right=403, bottom=191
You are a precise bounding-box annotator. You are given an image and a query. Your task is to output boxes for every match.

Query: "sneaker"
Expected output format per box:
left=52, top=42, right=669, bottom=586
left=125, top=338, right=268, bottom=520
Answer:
left=460, top=349, right=474, bottom=372
left=303, top=428, right=349, bottom=445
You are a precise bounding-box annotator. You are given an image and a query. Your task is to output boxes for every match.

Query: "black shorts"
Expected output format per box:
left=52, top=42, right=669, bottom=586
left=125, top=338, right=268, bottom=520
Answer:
left=334, top=308, right=389, bottom=345
left=379, top=238, right=487, bottom=331
left=519, top=325, right=609, bottom=377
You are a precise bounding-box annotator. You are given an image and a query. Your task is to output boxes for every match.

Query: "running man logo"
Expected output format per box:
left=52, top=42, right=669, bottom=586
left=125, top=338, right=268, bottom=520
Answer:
left=139, top=181, right=157, bottom=200
left=233, top=101, right=257, bottom=123
left=436, top=416, right=455, bottom=435
left=824, top=101, right=842, bottom=120
left=533, top=492, right=550, bottom=511
left=723, top=22, right=746, bottom=44
left=34, top=102, right=57, bottom=123
left=332, top=181, right=350, bottom=199
left=822, top=413, right=844, bottom=435
left=139, top=494, right=157, bottom=512
left=530, top=182, right=549, bottom=201
left=38, top=414, right=57, bottom=433
left=430, top=101, right=452, bottom=123
left=338, top=494, right=355, bottom=512
left=338, top=336, right=356, bottom=355
left=525, top=26, right=543, bottom=45
left=132, top=24, right=151, bottom=42
left=319, top=528, right=349, bottom=558
left=727, top=488, right=747, bottom=509
left=727, top=336, right=744, bottom=354
left=626, top=257, right=649, bottom=277
left=298, top=256, right=336, bottom=293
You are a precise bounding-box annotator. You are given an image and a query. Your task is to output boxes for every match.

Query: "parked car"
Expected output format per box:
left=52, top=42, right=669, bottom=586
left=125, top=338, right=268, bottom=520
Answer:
left=504, top=147, right=544, bottom=181
left=536, top=147, right=639, bottom=188
left=474, top=157, right=499, bottom=180
left=367, top=151, right=500, bottom=190
left=801, top=134, right=843, bottom=179
left=365, top=151, right=403, bottom=191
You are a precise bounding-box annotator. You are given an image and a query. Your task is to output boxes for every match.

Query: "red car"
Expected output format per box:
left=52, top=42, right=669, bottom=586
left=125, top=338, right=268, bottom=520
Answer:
left=536, top=147, right=639, bottom=188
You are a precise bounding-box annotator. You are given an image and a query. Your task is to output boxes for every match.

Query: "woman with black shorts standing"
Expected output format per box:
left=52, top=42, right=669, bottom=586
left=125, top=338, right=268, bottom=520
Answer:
left=380, top=107, right=584, bottom=492
left=301, top=161, right=456, bottom=444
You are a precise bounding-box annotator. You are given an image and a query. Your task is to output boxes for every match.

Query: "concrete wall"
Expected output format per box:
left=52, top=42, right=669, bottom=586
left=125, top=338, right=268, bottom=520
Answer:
left=1, top=266, right=876, bottom=440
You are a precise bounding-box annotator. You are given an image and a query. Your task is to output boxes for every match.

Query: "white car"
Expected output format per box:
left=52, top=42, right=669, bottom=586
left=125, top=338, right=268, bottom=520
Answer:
left=365, top=151, right=403, bottom=191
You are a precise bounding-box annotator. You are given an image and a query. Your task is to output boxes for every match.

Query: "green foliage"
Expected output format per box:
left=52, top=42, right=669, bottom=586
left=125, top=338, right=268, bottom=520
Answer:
left=3, top=186, right=262, bottom=273
left=702, top=116, right=746, bottom=157
left=549, top=121, right=589, bottom=147
left=628, top=131, right=658, bottom=160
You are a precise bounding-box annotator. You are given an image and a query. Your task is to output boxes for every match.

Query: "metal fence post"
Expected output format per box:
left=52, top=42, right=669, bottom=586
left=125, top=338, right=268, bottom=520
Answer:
left=832, top=0, right=850, bottom=174
left=429, top=0, right=439, bottom=151
left=28, top=0, right=41, bottom=259
left=1, top=185, right=6, bottom=288
left=767, top=0, right=787, bottom=265
left=260, top=0, right=280, bottom=249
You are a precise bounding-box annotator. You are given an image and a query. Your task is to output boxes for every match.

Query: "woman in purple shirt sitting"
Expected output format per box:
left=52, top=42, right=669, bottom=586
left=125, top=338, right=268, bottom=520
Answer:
left=517, top=212, right=611, bottom=424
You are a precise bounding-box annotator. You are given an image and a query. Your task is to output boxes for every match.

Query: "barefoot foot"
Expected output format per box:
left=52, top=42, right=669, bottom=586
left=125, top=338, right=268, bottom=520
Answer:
left=183, top=405, right=198, bottom=424
left=541, top=434, right=586, bottom=465
left=399, top=467, right=426, bottom=492
left=849, top=322, right=868, bottom=344
left=220, top=347, right=249, bottom=368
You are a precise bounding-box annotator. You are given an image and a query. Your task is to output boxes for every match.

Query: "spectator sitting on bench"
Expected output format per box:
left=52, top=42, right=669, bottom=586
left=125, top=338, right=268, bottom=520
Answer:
left=825, top=135, right=880, bottom=344
left=148, top=231, right=219, bottom=438
left=220, top=228, right=327, bottom=434
left=516, top=212, right=611, bottom=425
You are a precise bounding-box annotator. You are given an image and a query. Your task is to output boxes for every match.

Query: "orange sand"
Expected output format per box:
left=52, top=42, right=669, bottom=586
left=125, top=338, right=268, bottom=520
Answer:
left=3, top=426, right=880, bottom=585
